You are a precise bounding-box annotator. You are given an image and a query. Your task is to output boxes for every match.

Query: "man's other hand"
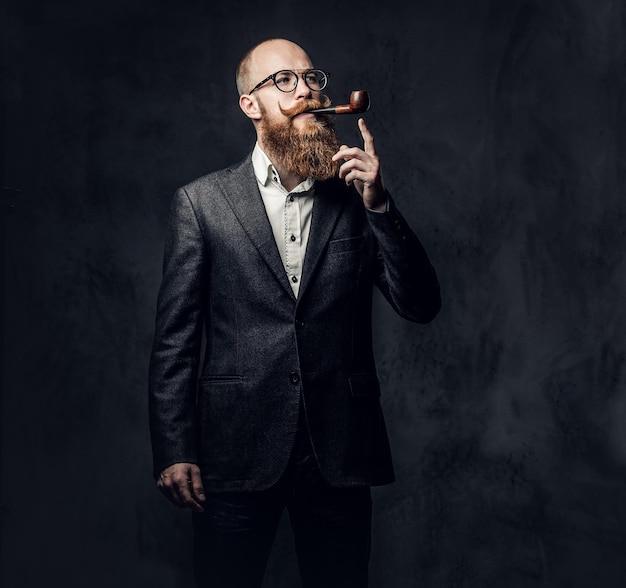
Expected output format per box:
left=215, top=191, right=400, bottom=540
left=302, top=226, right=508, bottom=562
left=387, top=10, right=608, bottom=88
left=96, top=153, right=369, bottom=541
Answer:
left=157, top=462, right=206, bottom=512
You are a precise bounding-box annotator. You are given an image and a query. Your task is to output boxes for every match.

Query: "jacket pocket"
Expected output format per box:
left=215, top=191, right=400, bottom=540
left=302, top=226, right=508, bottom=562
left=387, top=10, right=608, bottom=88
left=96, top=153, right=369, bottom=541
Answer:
left=349, top=373, right=381, bottom=398
left=199, top=374, right=244, bottom=384
left=328, top=235, right=365, bottom=254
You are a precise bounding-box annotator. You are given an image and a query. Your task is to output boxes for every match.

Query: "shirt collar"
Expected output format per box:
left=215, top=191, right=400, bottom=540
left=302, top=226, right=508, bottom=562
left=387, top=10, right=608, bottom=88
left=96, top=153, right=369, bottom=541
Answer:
left=252, top=143, right=274, bottom=187
left=252, top=143, right=314, bottom=194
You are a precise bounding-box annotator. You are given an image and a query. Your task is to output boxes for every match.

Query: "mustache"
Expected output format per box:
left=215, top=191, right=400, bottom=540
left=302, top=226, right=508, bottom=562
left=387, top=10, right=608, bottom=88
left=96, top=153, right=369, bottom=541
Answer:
left=279, top=96, right=332, bottom=119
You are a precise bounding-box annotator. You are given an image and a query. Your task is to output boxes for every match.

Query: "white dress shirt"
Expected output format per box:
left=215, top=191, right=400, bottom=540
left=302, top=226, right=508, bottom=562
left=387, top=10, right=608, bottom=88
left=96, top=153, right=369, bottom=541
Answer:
left=252, top=143, right=315, bottom=297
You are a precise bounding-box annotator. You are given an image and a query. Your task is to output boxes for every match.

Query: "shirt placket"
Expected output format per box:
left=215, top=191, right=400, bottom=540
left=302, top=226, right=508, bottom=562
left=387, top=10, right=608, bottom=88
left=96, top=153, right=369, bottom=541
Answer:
left=284, top=193, right=302, bottom=295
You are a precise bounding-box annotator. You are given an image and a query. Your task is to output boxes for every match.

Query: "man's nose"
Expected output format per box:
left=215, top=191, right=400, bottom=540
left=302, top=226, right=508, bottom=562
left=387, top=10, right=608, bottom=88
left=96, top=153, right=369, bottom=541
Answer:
left=294, top=74, right=313, bottom=99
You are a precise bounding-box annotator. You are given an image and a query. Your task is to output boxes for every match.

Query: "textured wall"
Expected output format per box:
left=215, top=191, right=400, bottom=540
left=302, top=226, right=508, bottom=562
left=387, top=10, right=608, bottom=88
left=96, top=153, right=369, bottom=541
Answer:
left=2, top=0, right=626, bottom=586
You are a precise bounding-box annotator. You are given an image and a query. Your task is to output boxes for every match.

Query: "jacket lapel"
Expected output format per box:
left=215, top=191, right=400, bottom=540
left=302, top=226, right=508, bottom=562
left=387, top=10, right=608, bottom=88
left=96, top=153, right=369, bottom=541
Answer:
left=217, top=157, right=296, bottom=300
left=299, top=179, right=347, bottom=299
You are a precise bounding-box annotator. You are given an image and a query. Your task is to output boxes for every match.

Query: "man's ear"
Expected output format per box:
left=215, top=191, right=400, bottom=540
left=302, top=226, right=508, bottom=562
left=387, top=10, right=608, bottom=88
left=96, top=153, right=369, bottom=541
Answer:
left=239, top=94, right=262, bottom=120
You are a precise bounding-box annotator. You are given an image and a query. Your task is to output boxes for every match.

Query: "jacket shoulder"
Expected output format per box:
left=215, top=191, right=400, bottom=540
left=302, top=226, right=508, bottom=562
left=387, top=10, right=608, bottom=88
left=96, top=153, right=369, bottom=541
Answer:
left=179, top=155, right=253, bottom=198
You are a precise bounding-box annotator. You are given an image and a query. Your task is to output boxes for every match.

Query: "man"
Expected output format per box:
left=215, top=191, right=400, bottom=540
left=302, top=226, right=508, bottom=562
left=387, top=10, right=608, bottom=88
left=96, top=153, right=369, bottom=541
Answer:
left=149, top=38, right=440, bottom=587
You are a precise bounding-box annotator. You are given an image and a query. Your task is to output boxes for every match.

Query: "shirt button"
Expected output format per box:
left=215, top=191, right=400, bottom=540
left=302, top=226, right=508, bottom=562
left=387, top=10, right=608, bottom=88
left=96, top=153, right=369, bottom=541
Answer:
left=290, top=234, right=296, bottom=242
left=289, top=195, right=294, bottom=202
left=291, top=275, right=298, bottom=283
left=290, top=371, right=300, bottom=384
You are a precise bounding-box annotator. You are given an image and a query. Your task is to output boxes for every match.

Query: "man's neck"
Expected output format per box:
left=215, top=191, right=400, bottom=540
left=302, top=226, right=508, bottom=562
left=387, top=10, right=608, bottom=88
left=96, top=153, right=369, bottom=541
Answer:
left=274, top=167, right=306, bottom=193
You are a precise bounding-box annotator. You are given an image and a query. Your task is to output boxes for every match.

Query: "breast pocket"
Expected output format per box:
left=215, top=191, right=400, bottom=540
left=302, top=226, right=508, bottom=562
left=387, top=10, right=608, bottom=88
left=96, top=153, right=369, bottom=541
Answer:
left=327, top=235, right=365, bottom=254
left=322, top=236, right=367, bottom=299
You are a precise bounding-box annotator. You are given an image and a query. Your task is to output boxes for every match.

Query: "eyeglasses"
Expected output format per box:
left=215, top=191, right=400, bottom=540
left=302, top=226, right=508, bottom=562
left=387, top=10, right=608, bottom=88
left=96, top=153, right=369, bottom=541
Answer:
left=248, top=69, right=329, bottom=95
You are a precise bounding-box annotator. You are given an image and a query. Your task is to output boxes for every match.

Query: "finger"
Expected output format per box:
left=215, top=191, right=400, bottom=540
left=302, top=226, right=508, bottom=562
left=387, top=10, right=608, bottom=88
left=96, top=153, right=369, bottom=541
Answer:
left=332, top=144, right=353, bottom=162
left=339, top=163, right=359, bottom=183
left=173, top=476, right=205, bottom=512
left=338, top=159, right=360, bottom=181
left=157, top=473, right=183, bottom=507
left=335, top=148, right=375, bottom=165
left=190, top=466, right=206, bottom=503
left=159, top=465, right=205, bottom=512
left=358, top=118, right=376, bottom=156
left=334, top=146, right=377, bottom=170
left=343, top=170, right=361, bottom=187
left=338, top=157, right=377, bottom=182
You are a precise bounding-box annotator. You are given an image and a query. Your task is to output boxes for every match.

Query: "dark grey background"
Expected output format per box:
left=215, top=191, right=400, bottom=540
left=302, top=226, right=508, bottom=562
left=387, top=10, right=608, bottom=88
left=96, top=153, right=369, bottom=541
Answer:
left=2, top=0, right=626, bottom=586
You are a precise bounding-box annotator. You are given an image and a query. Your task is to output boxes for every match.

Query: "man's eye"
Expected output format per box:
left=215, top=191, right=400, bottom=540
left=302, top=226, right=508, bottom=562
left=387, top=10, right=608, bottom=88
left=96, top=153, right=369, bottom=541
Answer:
left=305, top=74, right=320, bottom=85
left=275, top=74, right=293, bottom=86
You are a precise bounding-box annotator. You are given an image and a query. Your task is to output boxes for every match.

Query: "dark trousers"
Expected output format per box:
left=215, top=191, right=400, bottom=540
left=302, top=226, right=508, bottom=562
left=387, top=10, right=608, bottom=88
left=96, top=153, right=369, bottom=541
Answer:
left=192, top=419, right=372, bottom=588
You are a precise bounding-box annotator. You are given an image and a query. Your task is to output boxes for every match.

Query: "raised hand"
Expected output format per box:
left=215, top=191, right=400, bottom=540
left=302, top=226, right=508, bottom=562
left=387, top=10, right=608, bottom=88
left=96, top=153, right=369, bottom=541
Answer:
left=332, top=118, right=386, bottom=211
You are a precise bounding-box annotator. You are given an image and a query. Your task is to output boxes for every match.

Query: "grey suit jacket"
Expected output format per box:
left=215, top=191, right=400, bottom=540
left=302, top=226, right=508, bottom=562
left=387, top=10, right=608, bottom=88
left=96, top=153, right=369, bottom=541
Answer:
left=149, top=155, right=440, bottom=492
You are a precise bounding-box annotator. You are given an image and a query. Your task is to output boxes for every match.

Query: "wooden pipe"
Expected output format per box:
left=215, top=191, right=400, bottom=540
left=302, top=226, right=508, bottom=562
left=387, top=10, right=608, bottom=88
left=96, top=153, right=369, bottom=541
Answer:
left=306, top=90, right=370, bottom=115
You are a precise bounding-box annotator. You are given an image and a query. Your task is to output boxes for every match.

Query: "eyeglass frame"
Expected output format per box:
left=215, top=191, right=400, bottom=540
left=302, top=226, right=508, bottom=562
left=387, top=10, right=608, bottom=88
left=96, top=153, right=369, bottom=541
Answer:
left=248, top=69, right=330, bottom=95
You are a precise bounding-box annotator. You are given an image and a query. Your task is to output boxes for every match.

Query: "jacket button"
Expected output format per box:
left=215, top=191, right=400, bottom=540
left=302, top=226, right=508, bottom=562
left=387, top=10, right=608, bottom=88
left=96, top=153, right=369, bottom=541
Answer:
left=290, top=371, right=300, bottom=384
left=296, top=319, right=305, bottom=328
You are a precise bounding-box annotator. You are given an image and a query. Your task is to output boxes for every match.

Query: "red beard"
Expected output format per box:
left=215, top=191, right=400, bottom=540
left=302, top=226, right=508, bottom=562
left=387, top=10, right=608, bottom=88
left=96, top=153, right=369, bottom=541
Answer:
left=260, top=97, right=340, bottom=181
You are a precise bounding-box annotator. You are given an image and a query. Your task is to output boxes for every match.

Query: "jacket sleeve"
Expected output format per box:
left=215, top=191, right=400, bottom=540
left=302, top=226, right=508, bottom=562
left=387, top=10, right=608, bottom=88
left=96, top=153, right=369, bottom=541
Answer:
left=148, top=187, right=209, bottom=477
left=366, top=194, right=441, bottom=323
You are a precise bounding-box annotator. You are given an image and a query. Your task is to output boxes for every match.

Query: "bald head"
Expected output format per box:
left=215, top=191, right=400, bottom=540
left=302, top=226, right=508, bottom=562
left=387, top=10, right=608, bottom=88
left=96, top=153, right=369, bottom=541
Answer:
left=236, top=39, right=313, bottom=96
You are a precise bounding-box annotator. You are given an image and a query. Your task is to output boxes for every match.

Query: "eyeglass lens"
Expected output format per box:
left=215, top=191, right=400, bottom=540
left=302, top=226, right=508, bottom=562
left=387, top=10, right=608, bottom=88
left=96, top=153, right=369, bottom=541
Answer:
left=275, top=70, right=327, bottom=92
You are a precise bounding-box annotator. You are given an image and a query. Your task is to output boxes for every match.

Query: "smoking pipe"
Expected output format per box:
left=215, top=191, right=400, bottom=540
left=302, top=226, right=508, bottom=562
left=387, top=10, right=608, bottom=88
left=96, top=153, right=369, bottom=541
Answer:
left=306, top=90, right=370, bottom=115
